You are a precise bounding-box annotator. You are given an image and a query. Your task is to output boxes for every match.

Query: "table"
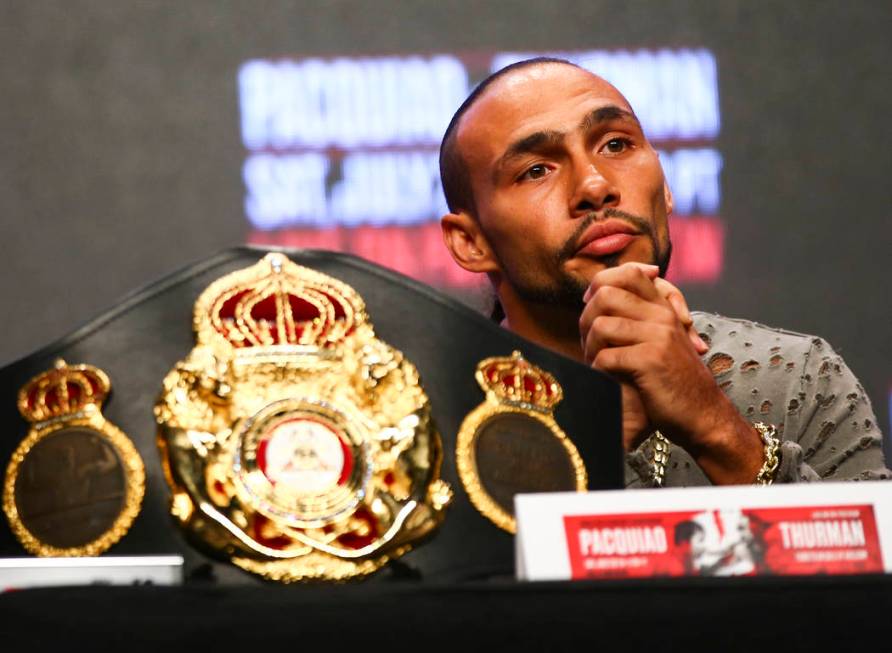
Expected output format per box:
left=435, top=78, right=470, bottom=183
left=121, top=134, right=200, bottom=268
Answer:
left=2, top=573, right=888, bottom=651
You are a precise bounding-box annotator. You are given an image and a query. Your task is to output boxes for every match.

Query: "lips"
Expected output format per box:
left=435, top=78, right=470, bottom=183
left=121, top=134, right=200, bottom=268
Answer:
left=575, top=219, right=640, bottom=258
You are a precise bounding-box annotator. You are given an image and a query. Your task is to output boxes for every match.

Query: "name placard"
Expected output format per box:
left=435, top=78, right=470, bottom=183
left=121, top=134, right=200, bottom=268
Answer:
left=0, top=555, right=184, bottom=592
left=515, top=482, right=892, bottom=581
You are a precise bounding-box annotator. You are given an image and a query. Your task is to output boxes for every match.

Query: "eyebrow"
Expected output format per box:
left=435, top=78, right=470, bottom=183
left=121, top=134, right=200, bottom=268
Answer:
left=495, top=104, right=641, bottom=177
left=497, top=129, right=566, bottom=171
left=579, top=105, right=640, bottom=132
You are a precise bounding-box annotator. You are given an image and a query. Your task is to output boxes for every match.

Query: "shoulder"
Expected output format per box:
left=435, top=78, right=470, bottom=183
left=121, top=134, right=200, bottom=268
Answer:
left=691, top=311, right=826, bottom=366
left=688, top=312, right=840, bottom=424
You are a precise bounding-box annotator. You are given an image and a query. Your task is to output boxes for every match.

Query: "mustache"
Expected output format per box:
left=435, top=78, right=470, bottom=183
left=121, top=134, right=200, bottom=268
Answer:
left=556, top=209, right=654, bottom=263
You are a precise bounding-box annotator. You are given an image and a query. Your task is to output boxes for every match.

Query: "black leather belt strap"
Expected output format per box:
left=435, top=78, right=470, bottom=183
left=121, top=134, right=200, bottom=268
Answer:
left=0, top=246, right=622, bottom=584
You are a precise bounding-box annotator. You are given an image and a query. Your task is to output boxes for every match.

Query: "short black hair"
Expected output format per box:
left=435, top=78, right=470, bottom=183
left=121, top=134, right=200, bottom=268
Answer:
left=438, top=57, right=580, bottom=216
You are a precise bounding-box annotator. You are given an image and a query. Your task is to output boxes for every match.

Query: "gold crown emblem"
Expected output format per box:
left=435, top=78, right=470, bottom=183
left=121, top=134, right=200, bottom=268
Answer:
left=17, top=360, right=111, bottom=423
left=194, top=253, right=367, bottom=350
left=475, top=351, right=563, bottom=410
left=157, top=253, right=449, bottom=582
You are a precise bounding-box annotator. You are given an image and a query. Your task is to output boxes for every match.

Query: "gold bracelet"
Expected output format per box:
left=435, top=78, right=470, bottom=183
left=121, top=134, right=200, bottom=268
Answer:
left=651, top=430, right=671, bottom=488
left=753, top=422, right=781, bottom=485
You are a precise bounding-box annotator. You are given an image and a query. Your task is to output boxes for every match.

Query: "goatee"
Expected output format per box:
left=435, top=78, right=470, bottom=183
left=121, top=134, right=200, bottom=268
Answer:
left=510, top=209, right=672, bottom=309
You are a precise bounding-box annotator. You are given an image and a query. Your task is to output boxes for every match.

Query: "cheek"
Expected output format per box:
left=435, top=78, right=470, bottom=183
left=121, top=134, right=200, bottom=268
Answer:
left=482, top=192, right=563, bottom=253
left=616, top=155, right=667, bottom=203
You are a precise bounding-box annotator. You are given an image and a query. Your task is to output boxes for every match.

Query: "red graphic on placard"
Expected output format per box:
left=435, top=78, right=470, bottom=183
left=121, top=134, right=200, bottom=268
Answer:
left=564, top=504, right=883, bottom=580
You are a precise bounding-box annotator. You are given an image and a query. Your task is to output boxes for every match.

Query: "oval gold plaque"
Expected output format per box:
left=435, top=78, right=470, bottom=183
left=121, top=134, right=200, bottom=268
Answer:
left=456, top=351, right=587, bottom=533
left=3, top=361, right=145, bottom=556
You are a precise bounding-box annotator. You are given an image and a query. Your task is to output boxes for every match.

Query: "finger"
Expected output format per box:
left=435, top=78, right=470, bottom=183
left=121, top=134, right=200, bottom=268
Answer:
left=584, top=262, right=659, bottom=302
left=653, top=277, right=692, bottom=326
left=580, top=285, right=675, bottom=342
left=690, top=328, right=709, bottom=354
left=591, top=344, right=643, bottom=378
left=581, top=315, right=646, bottom=364
left=583, top=262, right=661, bottom=303
left=579, top=287, right=645, bottom=342
left=625, top=262, right=660, bottom=279
left=652, top=278, right=708, bottom=354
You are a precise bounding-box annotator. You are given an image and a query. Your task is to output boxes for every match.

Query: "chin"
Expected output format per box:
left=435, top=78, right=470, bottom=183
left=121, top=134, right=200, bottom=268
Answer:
left=617, top=243, right=663, bottom=272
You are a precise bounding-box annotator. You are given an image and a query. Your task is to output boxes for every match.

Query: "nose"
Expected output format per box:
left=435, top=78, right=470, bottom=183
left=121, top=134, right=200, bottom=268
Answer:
left=569, top=160, right=620, bottom=218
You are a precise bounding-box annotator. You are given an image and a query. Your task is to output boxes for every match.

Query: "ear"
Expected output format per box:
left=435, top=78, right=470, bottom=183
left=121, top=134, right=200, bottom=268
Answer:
left=663, top=179, right=674, bottom=216
left=441, top=211, right=500, bottom=274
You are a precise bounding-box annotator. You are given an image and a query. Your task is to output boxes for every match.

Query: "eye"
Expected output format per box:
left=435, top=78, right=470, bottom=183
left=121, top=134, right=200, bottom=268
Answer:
left=519, top=164, right=551, bottom=181
left=600, top=137, right=632, bottom=155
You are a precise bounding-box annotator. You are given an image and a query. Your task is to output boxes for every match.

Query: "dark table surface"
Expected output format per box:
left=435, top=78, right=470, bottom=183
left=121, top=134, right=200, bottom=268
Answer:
left=2, top=573, right=890, bottom=651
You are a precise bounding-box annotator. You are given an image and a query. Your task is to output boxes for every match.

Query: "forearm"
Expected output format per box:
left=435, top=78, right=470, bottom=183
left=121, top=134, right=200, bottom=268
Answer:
left=683, top=398, right=765, bottom=486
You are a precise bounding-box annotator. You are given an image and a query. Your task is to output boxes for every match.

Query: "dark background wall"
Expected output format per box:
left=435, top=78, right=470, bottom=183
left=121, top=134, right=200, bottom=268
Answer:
left=1, top=1, right=889, bottom=436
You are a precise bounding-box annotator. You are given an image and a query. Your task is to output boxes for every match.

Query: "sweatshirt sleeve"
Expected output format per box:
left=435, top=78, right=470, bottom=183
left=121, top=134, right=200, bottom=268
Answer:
left=773, top=337, right=891, bottom=483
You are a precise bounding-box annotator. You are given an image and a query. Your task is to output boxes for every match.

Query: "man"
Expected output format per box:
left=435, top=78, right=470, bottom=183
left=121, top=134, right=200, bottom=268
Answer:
left=439, top=57, right=889, bottom=487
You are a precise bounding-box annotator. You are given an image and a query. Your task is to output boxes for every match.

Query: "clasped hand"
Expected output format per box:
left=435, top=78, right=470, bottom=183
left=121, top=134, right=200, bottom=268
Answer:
left=579, top=262, right=734, bottom=458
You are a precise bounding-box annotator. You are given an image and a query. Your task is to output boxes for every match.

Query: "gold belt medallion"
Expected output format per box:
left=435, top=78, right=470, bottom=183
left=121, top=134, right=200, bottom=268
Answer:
left=155, top=253, right=451, bottom=582
left=456, top=351, right=587, bottom=533
left=3, top=360, right=145, bottom=556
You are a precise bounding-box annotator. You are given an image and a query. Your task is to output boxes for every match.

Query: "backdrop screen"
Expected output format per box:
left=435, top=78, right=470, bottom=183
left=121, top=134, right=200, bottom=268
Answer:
left=239, top=49, right=723, bottom=286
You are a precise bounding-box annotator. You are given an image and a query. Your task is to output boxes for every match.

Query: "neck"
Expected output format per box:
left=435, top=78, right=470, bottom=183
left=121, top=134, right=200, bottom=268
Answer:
left=499, top=288, right=585, bottom=363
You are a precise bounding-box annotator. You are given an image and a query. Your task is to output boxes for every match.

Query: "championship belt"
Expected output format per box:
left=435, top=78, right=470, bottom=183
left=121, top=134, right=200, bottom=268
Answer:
left=155, top=253, right=452, bottom=582
left=3, top=361, right=145, bottom=556
left=456, top=352, right=587, bottom=533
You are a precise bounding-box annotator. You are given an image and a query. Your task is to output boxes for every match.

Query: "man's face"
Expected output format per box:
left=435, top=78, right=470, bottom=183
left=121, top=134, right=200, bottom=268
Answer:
left=456, top=64, right=672, bottom=307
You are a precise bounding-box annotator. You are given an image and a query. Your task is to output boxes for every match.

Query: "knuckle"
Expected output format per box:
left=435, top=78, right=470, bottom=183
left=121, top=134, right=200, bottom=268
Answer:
left=595, top=285, right=617, bottom=305
left=591, top=269, right=610, bottom=288
left=656, top=277, right=679, bottom=295
left=591, top=315, right=611, bottom=333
